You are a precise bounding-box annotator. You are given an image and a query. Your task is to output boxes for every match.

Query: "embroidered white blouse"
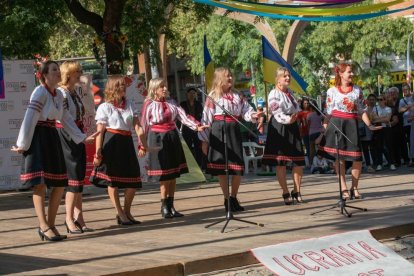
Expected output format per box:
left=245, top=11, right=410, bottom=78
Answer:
left=326, top=86, right=365, bottom=115
left=57, top=87, right=85, bottom=123
left=95, top=100, right=138, bottom=131
left=140, top=99, right=199, bottom=135
left=268, top=88, right=301, bottom=124
left=16, top=85, right=86, bottom=150
left=198, top=91, right=256, bottom=141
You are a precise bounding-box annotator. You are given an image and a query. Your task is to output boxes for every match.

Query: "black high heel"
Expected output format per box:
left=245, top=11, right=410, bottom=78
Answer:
left=126, top=214, right=141, bottom=224
left=350, top=188, right=363, bottom=200
left=38, top=227, right=64, bottom=242
left=282, top=193, right=293, bottom=205
left=50, top=226, right=67, bottom=239
left=342, top=190, right=350, bottom=200
left=167, top=197, right=184, bottom=217
left=74, top=220, right=94, bottom=232
left=230, top=196, right=245, bottom=211
left=64, top=221, right=82, bottom=234
left=116, top=215, right=133, bottom=225
left=291, top=190, right=304, bottom=203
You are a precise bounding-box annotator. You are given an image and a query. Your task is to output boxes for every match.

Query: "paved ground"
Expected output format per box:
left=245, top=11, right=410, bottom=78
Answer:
left=0, top=167, right=413, bottom=275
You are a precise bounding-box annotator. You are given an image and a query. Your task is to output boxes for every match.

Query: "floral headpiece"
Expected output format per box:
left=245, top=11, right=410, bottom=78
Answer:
left=33, top=53, right=49, bottom=80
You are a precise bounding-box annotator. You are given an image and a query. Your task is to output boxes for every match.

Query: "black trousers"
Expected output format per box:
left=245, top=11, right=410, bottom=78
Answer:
left=361, top=140, right=373, bottom=167
left=373, top=128, right=395, bottom=166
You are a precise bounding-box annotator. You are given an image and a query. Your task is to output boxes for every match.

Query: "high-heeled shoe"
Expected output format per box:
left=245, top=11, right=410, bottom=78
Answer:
left=126, top=214, right=141, bottom=224
left=38, top=227, right=64, bottom=242
left=116, top=215, right=133, bottom=225
left=167, top=197, right=184, bottom=217
left=350, top=188, right=363, bottom=200
left=74, top=220, right=94, bottom=232
left=51, top=226, right=67, bottom=239
left=230, top=196, right=245, bottom=211
left=291, top=190, right=304, bottom=203
left=282, top=193, right=293, bottom=205
left=64, top=221, right=82, bottom=234
left=342, top=190, right=350, bottom=200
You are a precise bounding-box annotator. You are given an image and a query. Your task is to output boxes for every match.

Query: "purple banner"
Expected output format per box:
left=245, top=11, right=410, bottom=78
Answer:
left=0, top=48, right=4, bottom=99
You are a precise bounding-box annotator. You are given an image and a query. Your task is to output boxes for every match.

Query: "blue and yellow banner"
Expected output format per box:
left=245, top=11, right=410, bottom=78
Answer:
left=0, top=48, right=4, bottom=99
left=262, top=36, right=307, bottom=94
left=204, top=35, right=214, bottom=92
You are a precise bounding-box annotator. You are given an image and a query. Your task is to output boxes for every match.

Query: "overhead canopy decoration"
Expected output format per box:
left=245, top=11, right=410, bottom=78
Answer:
left=193, top=0, right=414, bottom=22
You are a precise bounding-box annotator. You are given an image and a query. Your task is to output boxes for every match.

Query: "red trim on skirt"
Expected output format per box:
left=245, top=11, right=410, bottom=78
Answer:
left=332, top=110, right=358, bottom=119
left=21, top=171, right=67, bottom=181
left=319, top=146, right=362, bottom=157
left=90, top=171, right=141, bottom=183
left=106, top=128, right=131, bottom=136
left=263, top=155, right=305, bottom=161
left=207, top=163, right=244, bottom=171
left=68, top=179, right=85, bottom=186
left=147, top=163, right=188, bottom=176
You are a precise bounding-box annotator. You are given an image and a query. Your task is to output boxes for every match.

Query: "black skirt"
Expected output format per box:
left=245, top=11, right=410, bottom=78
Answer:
left=91, top=131, right=141, bottom=188
left=206, top=120, right=244, bottom=176
left=147, top=129, right=189, bottom=182
left=20, top=124, right=67, bottom=189
left=58, top=128, right=86, bottom=193
left=262, top=116, right=305, bottom=166
left=317, top=116, right=362, bottom=161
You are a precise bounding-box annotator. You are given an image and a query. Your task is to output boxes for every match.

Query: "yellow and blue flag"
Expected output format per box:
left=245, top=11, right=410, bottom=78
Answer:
left=262, top=36, right=307, bottom=94
left=204, top=35, right=214, bottom=92
left=0, top=48, right=4, bottom=99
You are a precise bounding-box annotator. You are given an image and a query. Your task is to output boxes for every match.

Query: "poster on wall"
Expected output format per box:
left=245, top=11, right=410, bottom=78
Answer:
left=0, top=60, right=36, bottom=190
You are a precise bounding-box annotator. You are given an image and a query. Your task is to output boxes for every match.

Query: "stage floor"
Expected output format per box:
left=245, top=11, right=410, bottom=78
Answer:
left=1, top=167, right=413, bottom=275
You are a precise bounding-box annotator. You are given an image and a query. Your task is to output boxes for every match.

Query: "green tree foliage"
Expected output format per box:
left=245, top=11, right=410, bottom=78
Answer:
left=0, top=0, right=65, bottom=58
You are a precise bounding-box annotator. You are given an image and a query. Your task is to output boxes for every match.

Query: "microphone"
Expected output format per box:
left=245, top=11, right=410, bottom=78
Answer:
left=185, top=83, right=204, bottom=88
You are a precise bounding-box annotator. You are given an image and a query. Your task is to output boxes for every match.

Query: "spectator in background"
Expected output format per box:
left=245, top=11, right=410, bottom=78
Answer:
left=297, top=98, right=311, bottom=166
left=311, top=154, right=332, bottom=174
left=256, top=105, right=266, bottom=135
left=398, top=84, right=414, bottom=166
left=372, top=95, right=396, bottom=171
left=360, top=94, right=376, bottom=173
left=307, top=100, right=323, bottom=167
left=179, top=88, right=203, bottom=167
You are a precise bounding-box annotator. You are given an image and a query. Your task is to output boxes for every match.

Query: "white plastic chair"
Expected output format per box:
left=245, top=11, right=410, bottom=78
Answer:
left=242, top=142, right=265, bottom=174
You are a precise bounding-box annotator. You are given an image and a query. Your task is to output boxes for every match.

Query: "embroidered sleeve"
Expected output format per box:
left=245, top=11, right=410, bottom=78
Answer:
left=140, top=100, right=151, bottom=135
left=356, top=87, right=366, bottom=114
left=268, top=90, right=291, bottom=124
left=241, top=99, right=256, bottom=122
left=198, top=97, right=215, bottom=142
left=176, top=104, right=199, bottom=131
left=16, top=87, right=47, bottom=150
left=326, top=88, right=334, bottom=115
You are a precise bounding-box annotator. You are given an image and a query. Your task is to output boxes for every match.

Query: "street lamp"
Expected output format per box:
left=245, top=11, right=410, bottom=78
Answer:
left=406, top=31, right=414, bottom=88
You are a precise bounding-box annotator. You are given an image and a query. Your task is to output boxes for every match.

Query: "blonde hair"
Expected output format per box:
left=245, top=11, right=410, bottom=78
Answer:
left=147, top=78, right=166, bottom=100
left=59, top=61, right=82, bottom=86
left=210, top=67, right=233, bottom=100
left=104, top=75, right=126, bottom=104
left=275, top=67, right=290, bottom=83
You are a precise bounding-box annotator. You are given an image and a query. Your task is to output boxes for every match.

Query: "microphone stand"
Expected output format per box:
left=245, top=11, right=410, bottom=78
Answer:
left=194, top=86, right=264, bottom=232
left=302, top=96, right=367, bottom=217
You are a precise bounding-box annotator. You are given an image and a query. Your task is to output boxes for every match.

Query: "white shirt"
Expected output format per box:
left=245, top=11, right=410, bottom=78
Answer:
left=96, top=100, right=138, bottom=131
left=198, top=91, right=256, bottom=141
left=326, top=86, right=365, bottom=115
left=373, top=105, right=392, bottom=128
left=17, top=85, right=86, bottom=150
left=268, top=88, right=301, bottom=124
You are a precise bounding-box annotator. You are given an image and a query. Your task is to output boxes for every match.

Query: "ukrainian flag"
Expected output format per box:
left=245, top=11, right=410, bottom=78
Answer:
left=262, top=36, right=307, bottom=94
left=0, top=48, right=4, bottom=99
left=204, top=35, right=214, bottom=92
